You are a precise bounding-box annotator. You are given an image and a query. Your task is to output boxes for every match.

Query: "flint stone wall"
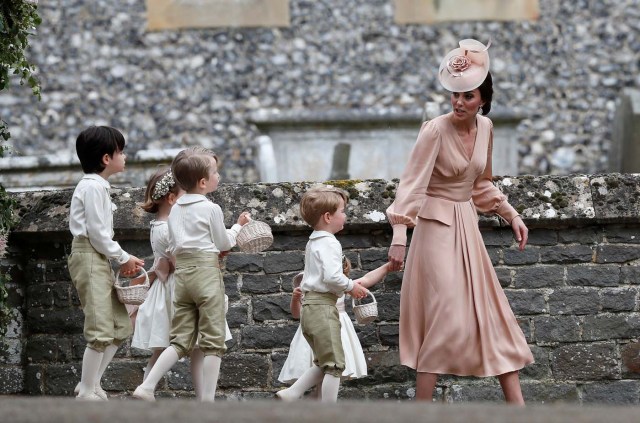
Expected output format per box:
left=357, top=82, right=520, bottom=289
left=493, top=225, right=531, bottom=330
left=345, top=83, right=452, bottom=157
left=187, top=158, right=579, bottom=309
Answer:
left=1, top=0, right=640, bottom=183
left=1, top=173, right=640, bottom=403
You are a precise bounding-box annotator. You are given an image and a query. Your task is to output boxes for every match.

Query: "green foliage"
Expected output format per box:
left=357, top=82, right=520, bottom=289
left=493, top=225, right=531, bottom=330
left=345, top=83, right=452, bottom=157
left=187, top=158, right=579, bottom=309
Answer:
left=0, top=0, right=41, bottom=338
left=0, top=0, right=41, bottom=149
left=0, top=186, right=17, bottom=338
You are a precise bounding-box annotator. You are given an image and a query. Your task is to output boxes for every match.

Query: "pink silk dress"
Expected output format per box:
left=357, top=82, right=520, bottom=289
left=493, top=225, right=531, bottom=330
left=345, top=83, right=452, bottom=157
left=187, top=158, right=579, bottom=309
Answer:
left=387, top=112, right=534, bottom=377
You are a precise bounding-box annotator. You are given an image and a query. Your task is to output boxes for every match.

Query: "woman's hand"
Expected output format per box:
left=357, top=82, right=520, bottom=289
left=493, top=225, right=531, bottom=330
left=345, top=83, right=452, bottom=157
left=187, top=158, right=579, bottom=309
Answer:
left=511, top=216, right=529, bottom=251
left=388, top=245, right=406, bottom=271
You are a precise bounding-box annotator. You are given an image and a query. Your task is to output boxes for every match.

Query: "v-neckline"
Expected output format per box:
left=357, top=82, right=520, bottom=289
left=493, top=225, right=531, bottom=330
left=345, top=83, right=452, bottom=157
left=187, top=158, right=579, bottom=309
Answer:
left=448, top=113, right=480, bottom=162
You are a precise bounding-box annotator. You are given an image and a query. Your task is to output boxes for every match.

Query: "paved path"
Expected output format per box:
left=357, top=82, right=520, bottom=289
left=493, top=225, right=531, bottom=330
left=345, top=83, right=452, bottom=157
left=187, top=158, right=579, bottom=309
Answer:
left=1, top=397, right=639, bottom=423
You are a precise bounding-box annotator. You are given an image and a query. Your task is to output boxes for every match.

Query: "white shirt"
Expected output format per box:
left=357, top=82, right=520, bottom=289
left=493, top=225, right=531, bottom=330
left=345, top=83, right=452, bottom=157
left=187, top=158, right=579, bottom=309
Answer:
left=300, top=231, right=354, bottom=296
left=168, top=194, right=242, bottom=255
left=69, top=174, right=130, bottom=264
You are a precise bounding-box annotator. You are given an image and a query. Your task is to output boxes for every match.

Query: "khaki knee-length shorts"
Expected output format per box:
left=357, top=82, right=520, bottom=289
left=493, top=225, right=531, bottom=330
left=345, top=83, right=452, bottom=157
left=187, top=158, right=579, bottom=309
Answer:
left=301, top=291, right=345, bottom=377
left=67, top=237, right=132, bottom=352
left=170, top=252, right=226, bottom=358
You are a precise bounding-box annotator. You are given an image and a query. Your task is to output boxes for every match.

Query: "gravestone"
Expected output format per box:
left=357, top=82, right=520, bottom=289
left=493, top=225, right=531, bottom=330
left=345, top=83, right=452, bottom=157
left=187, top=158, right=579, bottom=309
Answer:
left=610, top=88, right=640, bottom=173
left=253, top=108, right=520, bottom=183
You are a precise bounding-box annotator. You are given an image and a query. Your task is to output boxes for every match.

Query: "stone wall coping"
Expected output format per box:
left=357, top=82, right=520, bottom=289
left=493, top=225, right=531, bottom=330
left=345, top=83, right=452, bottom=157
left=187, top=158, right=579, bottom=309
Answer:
left=8, top=173, right=640, bottom=237
left=0, top=148, right=183, bottom=172
left=248, top=107, right=524, bottom=126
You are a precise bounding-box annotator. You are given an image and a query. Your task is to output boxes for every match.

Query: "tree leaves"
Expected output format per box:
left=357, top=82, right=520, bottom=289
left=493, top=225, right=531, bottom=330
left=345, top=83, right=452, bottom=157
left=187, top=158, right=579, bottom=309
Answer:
left=0, top=1, right=42, bottom=338
left=0, top=0, right=42, bottom=100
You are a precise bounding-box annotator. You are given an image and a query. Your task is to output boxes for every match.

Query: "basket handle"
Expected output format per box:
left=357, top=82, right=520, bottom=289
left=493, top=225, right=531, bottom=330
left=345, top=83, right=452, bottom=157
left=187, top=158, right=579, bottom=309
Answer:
left=351, top=290, right=376, bottom=307
left=115, top=267, right=150, bottom=288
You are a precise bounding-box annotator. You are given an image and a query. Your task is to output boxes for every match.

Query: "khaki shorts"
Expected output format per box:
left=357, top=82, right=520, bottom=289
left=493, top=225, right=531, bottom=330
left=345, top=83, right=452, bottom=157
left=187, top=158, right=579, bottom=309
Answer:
left=301, top=291, right=345, bottom=377
left=170, top=252, right=226, bottom=358
left=67, top=237, right=132, bottom=352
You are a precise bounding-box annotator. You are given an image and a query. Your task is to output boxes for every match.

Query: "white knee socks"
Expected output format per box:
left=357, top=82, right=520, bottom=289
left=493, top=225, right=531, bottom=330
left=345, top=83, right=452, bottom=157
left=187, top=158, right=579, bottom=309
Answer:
left=190, top=349, right=204, bottom=401
left=201, top=355, right=221, bottom=402
left=77, top=347, right=103, bottom=398
left=143, top=350, right=162, bottom=382
left=96, top=344, right=118, bottom=389
left=278, top=365, right=324, bottom=400
left=139, top=346, right=179, bottom=391
left=321, top=374, right=340, bottom=403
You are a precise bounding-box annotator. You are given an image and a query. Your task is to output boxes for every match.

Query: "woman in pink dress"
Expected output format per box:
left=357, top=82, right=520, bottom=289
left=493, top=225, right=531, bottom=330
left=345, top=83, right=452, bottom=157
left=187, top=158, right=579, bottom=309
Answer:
left=386, top=39, right=533, bottom=404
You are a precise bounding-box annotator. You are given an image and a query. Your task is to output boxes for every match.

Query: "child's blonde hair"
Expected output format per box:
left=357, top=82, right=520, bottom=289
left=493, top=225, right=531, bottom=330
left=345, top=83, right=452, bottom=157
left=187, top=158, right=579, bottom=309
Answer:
left=299, top=186, right=349, bottom=227
left=141, top=167, right=180, bottom=213
left=171, top=146, right=218, bottom=191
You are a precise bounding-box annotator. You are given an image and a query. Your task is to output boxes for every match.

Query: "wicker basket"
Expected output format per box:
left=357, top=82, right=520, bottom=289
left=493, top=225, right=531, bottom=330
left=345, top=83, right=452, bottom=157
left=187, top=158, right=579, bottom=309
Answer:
left=236, top=220, right=273, bottom=253
left=114, top=268, right=150, bottom=305
left=352, top=291, right=378, bottom=325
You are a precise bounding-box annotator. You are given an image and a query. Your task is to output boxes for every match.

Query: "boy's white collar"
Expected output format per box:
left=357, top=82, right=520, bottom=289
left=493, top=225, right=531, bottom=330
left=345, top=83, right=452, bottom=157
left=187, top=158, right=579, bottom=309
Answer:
left=309, top=230, right=335, bottom=239
left=177, top=193, right=208, bottom=205
left=83, top=173, right=110, bottom=188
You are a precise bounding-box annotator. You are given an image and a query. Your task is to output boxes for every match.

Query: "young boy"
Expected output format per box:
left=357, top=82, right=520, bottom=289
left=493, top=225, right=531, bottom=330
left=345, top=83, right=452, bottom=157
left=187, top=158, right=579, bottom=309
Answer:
left=133, top=146, right=249, bottom=402
left=68, top=126, right=144, bottom=400
left=276, top=186, right=368, bottom=403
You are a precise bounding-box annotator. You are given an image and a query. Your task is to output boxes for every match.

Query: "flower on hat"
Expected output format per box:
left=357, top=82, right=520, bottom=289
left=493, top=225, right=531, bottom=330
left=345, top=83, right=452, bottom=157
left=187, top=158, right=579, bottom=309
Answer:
left=438, top=38, right=491, bottom=93
left=448, top=55, right=471, bottom=75
left=152, top=171, right=176, bottom=201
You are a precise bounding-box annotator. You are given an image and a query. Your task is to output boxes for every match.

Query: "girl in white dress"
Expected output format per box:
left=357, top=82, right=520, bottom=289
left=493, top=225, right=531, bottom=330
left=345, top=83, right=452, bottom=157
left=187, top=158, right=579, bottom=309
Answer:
left=131, top=167, right=232, bottom=400
left=278, top=256, right=389, bottom=394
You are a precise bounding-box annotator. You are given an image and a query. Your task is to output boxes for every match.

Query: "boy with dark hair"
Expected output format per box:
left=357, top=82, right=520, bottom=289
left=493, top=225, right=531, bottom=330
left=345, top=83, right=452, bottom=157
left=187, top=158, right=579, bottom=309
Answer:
left=68, top=125, right=144, bottom=400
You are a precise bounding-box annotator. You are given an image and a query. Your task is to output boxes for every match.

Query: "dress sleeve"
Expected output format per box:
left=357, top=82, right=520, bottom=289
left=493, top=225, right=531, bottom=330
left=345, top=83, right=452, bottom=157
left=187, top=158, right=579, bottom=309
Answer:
left=472, top=121, right=519, bottom=224
left=385, top=120, right=442, bottom=246
left=158, top=224, right=172, bottom=262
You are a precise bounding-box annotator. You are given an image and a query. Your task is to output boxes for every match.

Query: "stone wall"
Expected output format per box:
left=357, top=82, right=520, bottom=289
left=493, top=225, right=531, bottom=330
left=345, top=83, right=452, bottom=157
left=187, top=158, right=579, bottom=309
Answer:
left=1, top=0, right=639, bottom=186
left=1, top=174, right=640, bottom=403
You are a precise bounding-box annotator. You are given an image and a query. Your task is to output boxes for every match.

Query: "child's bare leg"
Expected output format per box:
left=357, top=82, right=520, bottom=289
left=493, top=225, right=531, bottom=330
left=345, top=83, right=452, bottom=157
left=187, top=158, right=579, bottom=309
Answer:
left=201, top=354, right=221, bottom=402
left=416, top=372, right=438, bottom=401
left=143, top=349, right=163, bottom=382
left=76, top=347, right=104, bottom=400
left=190, top=348, right=204, bottom=401
left=276, top=365, right=324, bottom=401
left=498, top=370, right=525, bottom=405
left=320, top=373, right=340, bottom=403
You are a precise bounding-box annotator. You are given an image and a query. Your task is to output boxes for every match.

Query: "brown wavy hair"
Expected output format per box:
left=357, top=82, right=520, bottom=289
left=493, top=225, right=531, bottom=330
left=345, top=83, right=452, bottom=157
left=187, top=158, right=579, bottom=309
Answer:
left=141, top=166, right=180, bottom=214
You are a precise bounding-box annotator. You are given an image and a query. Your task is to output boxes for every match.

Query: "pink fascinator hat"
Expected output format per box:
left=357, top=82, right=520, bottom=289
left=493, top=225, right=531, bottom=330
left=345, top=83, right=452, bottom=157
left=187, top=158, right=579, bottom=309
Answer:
left=438, top=38, right=491, bottom=92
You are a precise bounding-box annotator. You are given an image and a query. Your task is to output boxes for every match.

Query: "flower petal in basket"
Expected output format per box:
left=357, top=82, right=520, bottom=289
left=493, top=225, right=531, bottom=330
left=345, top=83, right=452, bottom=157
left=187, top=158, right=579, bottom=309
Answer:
left=351, top=291, right=378, bottom=325
left=236, top=220, right=273, bottom=253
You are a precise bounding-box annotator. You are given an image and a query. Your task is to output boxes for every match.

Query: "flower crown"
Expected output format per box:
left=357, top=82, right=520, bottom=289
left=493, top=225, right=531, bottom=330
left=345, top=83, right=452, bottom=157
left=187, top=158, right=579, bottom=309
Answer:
left=151, top=171, right=176, bottom=201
